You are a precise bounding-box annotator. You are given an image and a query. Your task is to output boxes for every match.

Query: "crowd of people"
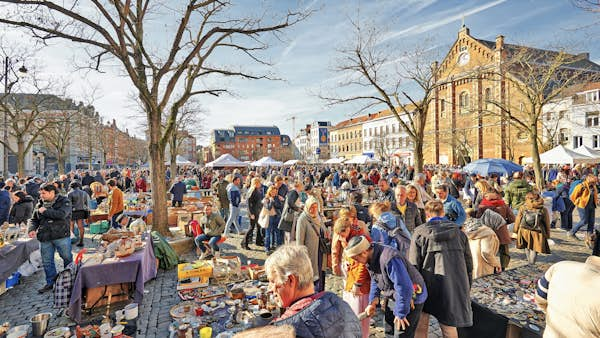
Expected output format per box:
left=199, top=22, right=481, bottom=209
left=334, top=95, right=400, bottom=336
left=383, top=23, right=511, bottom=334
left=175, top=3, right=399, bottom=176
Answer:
left=3, top=161, right=599, bottom=337
left=190, top=163, right=600, bottom=337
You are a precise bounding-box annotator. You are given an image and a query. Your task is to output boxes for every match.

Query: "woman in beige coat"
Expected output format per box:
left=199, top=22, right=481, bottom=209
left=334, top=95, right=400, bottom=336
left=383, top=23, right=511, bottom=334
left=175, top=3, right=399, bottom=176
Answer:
left=464, top=209, right=501, bottom=279
left=296, top=196, right=327, bottom=292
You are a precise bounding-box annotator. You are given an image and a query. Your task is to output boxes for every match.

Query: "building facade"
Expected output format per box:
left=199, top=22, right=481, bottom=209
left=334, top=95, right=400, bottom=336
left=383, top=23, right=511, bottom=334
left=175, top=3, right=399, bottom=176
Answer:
left=543, top=82, right=600, bottom=150
left=210, top=125, right=293, bottom=161
left=362, top=110, right=413, bottom=165
left=330, top=116, right=367, bottom=159
left=425, top=26, right=599, bottom=165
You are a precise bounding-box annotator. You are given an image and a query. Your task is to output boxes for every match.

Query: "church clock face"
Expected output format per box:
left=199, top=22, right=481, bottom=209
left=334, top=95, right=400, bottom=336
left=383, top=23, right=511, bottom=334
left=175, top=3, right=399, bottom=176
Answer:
left=458, top=51, right=470, bottom=66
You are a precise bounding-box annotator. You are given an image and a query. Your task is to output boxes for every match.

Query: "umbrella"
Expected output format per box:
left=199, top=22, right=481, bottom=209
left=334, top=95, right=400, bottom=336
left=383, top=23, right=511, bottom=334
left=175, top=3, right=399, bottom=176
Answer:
left=463, top=158, right=522, bottom=176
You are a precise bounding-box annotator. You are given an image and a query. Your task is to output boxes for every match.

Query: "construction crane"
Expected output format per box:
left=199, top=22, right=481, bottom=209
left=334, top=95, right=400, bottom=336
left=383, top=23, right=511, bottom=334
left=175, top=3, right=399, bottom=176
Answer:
left=286, top=116, right=296, bottom=138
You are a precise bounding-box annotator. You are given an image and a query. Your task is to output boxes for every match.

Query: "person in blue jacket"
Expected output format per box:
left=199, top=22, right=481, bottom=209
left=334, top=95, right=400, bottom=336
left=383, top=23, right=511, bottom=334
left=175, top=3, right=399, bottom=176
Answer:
left=346, top=236, right=427, bottom=338
left=0, top=186, right=11, bottom=224
left=370, top=201, right=411, bottom=256
left=435, top=184, right=466, bottom=227
left=168, top=176, right=187, bottom=207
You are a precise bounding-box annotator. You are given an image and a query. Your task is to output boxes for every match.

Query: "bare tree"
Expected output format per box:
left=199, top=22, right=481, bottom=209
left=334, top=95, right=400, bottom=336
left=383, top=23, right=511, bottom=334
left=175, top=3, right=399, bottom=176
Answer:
left=483, top=47, right=600, bottom=190
left=571, top=0, right=600, bottom=13
left=42, top=104, right=81, bottom=174
left=320, top=21, right=450, bottom=173
left=0, top=1, right=309, bottom=235
left=166, top=99, right=205, bottom=177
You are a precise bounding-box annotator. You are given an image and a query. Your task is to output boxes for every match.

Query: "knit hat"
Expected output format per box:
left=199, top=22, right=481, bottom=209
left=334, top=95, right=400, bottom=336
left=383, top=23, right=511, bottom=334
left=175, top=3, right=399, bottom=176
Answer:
left=344, top=235, right=370, bottom=258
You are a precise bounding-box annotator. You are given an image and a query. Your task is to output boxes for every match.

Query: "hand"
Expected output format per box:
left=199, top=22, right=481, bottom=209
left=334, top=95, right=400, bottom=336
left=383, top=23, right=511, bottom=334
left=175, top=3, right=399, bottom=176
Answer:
left=250, top=215, right=255, bottom=220
left=38, top=207, right=46, bottom=213
left=365, top=304, right=377, bottom=317
left=410, top=299, right=415, bottom=311
left=278, top=196, right=284, bottom=201
left=28, top=230, right=36, bottom=238
left=395, top=317, right=410, bottom=331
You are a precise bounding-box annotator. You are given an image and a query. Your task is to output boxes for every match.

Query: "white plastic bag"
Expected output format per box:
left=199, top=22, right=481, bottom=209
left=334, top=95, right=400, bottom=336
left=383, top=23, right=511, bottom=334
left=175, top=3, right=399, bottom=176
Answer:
left=29, top=250, right=43, bottom=269
left=18, top=261, right=36, bottom=277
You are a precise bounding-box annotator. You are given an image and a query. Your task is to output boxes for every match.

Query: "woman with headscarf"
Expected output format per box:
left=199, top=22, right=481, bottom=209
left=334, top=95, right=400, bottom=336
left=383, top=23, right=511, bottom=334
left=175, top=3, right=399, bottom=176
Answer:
left=296, top=196, right=327, bottom=292
left=463, top=209, right=501, bottom=279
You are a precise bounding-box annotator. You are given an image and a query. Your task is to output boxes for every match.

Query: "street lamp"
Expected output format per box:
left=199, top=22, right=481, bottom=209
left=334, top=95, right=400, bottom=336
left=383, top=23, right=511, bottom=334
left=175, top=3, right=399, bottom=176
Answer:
left=3, top=57, right=27, bottom=177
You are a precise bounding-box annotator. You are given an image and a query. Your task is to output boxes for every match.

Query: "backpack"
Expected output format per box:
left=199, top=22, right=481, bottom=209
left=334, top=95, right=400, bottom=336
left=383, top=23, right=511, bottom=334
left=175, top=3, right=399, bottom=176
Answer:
left=376, top=219, right=411, bottom=256
left=520, top=208, right=544, bottom=232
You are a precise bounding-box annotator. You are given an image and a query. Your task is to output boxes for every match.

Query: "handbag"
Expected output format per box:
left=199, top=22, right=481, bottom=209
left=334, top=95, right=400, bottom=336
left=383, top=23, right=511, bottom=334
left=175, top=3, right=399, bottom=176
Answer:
left=258, top=207, right=270, bottom=229
left=310, top=221, right=331, bottom=254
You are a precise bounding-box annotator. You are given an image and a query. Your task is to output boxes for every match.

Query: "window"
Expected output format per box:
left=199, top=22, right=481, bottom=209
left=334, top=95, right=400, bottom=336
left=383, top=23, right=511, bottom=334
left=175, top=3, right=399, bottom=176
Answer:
left=594, top=135, right=600, bottom=148
left=559, top=110, right=567, bottom=120
left=519, top=102, right=525, bottom=112
left=391, top=124, right=396, bottom=133
left=559, top=128, right=569, bottom=142
left=586, top=90, right=599, bottom=103
left=440, top=99, right=445, bottom=112
left=385, top=125, right=389, bottom=135
left=574, top=136, right=583, bottom=148
left=364, top=141, right=368, bottom=149
left=586, top=112, right=599, bottom=127
left=459, top=91, right=470, bottom=113
left=484, top=88, right=491, bottom=106
left=545, top=111, right=552, bottom=121
left=517, top=131, right=528, bottom=140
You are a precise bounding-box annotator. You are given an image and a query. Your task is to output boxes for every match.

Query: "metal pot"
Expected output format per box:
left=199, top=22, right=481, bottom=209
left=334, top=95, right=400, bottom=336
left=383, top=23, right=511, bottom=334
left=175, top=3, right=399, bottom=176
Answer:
left=30, top=312, right=52, bottom=336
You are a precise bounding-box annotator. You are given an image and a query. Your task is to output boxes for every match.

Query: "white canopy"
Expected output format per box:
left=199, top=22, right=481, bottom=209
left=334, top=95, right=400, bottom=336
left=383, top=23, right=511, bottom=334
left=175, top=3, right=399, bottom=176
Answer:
left=251, top=156, right=284, bottom=167
left=205, top=154, right=248, bottom=168
left=283, top=159, right=300, bottom=166
left=539, top=145, right=597, bottom=164
left=574, top=145, right=600, bottom=159
left=165, top=155, right=193, bottom=165
left=325, top=157, right=345, bottom=164
left=344, top=155, right=379, bottom=164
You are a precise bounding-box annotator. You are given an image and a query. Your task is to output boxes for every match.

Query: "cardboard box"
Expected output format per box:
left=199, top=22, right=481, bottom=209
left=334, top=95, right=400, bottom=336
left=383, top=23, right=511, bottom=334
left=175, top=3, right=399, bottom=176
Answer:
left=0, top=280, right=7, bottom=296
left=83, top=283, right=131, bottom=309
left=177, top=262, right=213, bottom=280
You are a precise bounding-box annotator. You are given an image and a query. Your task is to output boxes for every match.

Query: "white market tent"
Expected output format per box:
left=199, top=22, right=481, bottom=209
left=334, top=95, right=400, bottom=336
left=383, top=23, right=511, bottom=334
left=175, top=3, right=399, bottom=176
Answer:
left=325, top=157, right=345, bottom=164
left=251, top=156, right=284, bottom=167
left=283, top=159, right=300, bottom=166
left=165, top=155, right=193, bottom=165
left=205, top=154, right=248, bottom=168
left=574, top=145, right=600, bottom=160
left=539, top=145, right=597, bottom=165
left=344, top=155, right=380, bottom=164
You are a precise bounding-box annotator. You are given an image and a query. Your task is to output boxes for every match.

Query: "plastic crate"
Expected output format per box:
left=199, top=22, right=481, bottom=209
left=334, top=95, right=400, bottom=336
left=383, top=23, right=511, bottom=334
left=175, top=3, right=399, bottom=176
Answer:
left=89, top=220, right=110, bottom=234
left=5, top=272, right=20, bottom=288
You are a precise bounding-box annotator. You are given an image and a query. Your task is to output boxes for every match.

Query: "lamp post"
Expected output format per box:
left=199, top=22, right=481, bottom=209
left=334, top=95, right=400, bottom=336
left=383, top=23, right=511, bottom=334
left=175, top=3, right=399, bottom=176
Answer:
left=3, top=57, right=27, bottom=177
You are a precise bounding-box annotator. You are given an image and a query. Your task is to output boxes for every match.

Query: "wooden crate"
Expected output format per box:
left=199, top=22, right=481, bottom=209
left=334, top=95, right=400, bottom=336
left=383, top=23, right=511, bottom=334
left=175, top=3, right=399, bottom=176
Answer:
left=83, top=283, right=132, bottom=310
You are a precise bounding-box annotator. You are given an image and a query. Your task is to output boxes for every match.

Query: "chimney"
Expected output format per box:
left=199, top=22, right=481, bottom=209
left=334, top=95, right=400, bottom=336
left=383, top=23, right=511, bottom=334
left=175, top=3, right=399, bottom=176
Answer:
left=495, top=35, right=504, bottom=50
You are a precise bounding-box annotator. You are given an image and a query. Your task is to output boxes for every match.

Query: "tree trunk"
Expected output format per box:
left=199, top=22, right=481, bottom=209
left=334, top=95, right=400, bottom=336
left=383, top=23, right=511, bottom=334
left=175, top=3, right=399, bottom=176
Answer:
left=531, top=128, right=543, bottom=192
left=149, top=117, right=169, bottom=237
left=17, top=139, right=25, bottom=177
left=58, top=153, right=65, bottom=175
left=170, top=134, right=177, bottom=182
left=413, top=138, right=424, bottom=174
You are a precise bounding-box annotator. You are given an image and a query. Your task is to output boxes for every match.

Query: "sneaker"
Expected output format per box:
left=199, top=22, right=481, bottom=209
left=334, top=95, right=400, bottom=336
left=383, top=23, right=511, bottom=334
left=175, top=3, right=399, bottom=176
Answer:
left=38, top=284, right=53, bottom=294
left=585, top=234, right=594, bottom=249
left=199, top=251, right=207, bottom=260
left=566, top=232, right=579, bottom=240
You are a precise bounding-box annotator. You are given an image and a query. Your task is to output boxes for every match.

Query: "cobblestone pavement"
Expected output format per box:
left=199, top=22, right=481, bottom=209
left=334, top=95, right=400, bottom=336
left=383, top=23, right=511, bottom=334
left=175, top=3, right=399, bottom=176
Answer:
left=0, top=206, right=594, bottom=337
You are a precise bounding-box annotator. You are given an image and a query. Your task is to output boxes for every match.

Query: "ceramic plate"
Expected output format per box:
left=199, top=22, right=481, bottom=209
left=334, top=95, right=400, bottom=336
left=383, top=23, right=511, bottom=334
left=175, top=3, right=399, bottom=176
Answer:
left=44, top=327, right=70, bottom=337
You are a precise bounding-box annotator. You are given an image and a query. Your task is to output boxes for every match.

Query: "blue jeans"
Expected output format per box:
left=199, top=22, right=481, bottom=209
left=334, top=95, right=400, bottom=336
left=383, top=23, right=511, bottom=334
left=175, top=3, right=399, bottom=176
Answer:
left=571, top=206, right=595, bottom=235
left=194, top=234, right=221, bottom=253
left=225, top=206, right=240, bottom=235
left=111, top=211, right=123, bottom=229
left=264, top=215, right=281, bottom=251
left=40, top=237, right=73, bottom=286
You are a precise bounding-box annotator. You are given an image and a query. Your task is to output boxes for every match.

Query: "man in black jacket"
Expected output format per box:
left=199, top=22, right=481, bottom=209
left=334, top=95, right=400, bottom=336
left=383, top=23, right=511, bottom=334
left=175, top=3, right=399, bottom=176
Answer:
left=28, top=183, right=73, bottom=293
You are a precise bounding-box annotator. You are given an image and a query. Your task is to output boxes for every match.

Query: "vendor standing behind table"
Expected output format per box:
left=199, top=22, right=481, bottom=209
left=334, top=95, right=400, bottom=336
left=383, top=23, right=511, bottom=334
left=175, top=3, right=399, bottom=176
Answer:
left=169, top=176, right=187, bottom=207
left=107, top=179, right=124, bottom=229
left=28, top=183, right=73, bottom=294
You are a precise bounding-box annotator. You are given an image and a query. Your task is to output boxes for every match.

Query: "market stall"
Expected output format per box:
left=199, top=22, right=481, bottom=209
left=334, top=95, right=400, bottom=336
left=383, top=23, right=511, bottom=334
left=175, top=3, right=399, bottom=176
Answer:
left=68, top=234, right=158, bottom=323
left=0, top=224, right=39, bottom=291
left=459, top=263, right=549, bottom=338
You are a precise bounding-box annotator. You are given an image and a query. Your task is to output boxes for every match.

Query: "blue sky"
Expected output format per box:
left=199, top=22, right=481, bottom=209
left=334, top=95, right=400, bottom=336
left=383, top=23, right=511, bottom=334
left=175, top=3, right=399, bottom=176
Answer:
left=2, top=0, right=599, bottom=144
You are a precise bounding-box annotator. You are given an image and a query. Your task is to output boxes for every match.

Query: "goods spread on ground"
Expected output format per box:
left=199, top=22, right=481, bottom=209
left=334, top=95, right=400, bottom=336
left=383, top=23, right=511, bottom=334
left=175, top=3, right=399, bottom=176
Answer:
left=169, top=257, right=276, bottom=337
left=470, top=263, right=550, bottom=334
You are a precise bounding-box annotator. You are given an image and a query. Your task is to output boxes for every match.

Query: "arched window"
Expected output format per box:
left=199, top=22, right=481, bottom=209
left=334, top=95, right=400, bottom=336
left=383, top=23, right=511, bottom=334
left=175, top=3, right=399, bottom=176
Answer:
left=459, top=91, right=470, bottom=113
left=484, top=88, right=491, bottom=108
